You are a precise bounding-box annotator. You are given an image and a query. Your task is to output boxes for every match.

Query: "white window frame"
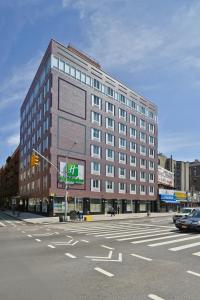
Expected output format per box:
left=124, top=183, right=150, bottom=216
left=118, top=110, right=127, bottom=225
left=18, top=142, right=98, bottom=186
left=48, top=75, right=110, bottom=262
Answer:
left=149, top=135, right=155, bottom=145
left=91, top=162, right=100, bottom=175
left=130, top=114, right=137, bottom=125
left=140, top=185, right=146, bottom=195
left=149, top=123, right=155, bottom=133
left=91, top=95, right=101, bottom=109
left=91, top=179, right=100, bottom=192
left=149, top=186, right=154, bottom=195
left=130, top=155, right=136, bottom=166
left=140, top=145, right=146, bottom=156
left=119, top=152, right=126, bottom=164
left=91, top=111, right=101, bottom=126
left=140, top=171, right=146, bottom=182
left=130, top=169, right=136, bottom=180
left=149, top=173, right=155, bottom=183
left=149, top=161, right=155, bottom=170
left=149, top=148, right=155, bottom=158
left=119, top=137, right=126, bottom=149
left=130, top=128, right=137, bottom=139
left=118, top=108, right=127, bottom=120
left=106, top=164, right=114, bottom=177
left=105, top=133, right=115, bottom=146
left=118, top=167, right=126, bottom=179
left=130, top=142, right=137, bottom=153
left=106, top=102, right=115, bottom=115
left=106, top=117, right=115, bottom=131
left=91, top=128, right=101, bottom=142
left=105, top=181, right=114, bottom=193
left=118, top=123, right=126, bottom=135
left=130, top=183, right=136, bottom=194
left=140, top=132, right=146, bottom=143
left=106, top=148, right=114, bottom=161
left=119, top=182, right=126, bottom=194
left=91, top=145, right=101, bottom=158
left=140, top=158, right=146, bottom=169
left=140, top=119, right=146, bottom=129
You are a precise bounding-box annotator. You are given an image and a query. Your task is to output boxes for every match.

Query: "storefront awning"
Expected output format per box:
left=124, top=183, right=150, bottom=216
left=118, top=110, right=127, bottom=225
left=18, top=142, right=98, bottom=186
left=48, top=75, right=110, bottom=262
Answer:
left=161, top=200, right=180, bottom=204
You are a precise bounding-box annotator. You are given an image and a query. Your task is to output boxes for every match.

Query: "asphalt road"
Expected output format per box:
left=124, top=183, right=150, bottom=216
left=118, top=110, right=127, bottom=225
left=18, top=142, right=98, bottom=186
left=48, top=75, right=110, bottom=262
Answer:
left=1, top=212, right=200, bottom=300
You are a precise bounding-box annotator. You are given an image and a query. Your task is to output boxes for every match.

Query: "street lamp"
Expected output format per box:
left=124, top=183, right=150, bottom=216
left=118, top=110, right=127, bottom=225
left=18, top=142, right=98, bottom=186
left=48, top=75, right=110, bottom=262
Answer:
left=64, top=141, right=77, bottom=222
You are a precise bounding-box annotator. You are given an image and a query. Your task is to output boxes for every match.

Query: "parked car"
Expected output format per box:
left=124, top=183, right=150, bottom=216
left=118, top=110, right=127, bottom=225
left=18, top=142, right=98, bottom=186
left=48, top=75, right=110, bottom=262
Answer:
left=172, top=207, right=196, bottom=223
left=175, top=208, right=200, bottom=232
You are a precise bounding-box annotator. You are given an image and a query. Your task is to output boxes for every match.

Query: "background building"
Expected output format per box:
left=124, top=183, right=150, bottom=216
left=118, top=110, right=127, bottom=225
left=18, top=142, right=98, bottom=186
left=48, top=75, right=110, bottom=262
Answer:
left=19, top=39, right=158, bottom=216
left=0, top=146, right=20, bottom=209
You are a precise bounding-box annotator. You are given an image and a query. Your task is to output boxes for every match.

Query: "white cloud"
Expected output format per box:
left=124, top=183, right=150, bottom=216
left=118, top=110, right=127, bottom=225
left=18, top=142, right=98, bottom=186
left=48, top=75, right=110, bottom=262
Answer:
left=0, top=54, right=42, bottom=110
left=6, top=133, right=20, bottom=146
left=0, top=121, right=19, bottom=133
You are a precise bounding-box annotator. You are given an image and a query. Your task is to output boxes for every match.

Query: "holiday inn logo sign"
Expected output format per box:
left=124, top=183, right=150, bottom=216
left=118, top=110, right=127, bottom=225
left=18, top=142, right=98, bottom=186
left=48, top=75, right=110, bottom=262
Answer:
left=59, top=162, right=84, bottom=184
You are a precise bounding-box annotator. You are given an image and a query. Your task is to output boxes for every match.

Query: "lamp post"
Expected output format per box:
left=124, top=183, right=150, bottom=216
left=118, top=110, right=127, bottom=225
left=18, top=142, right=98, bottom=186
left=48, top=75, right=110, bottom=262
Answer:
left=64, top=141, right=77, bottom=222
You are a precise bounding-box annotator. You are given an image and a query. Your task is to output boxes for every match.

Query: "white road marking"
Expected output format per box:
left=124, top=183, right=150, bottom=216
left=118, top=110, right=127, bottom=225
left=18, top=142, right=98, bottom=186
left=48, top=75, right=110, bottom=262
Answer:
left=169, top=241, right=200, bottom=252
left=148, top=294, right=165, bottom=300
left=92, top=253, right=122, bottom=262
left=187, top=270, right=200, bottom=278
left=94, top=267, right=114, bottom=278
left=65, top=253, right=77, bottom=258
left=48, top=245, right=55, bottom=249
left=66, top=235, right=72, bottom=238
left=81, top=239, right=89, bottom=243
left=118, top=231, right=173, bottom=242
left=0, top=222, right=6, bottom=227
left=27, top=234, right=32, bottom=237
left=95, top=227, right=152, bottom=237
left=131, top=254, right=152, bottom=261
left=101, top=245, right=115, bottom=250
left=131, top=233, right=188, bottom=244
left=32, top=232, right=59, bottom=237
left=86, top=251, right=113, bottom=259
left=35, top=239, right=41, bottom=242
left=148, top=235, right=200, bottom=247
left=193, top=251, right=200, bottom=256
left=106, top=229, right=170, bottom=239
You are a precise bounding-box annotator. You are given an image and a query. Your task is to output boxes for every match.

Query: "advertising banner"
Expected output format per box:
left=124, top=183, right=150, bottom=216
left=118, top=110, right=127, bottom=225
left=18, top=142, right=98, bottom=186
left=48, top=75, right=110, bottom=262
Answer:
left=158, top=166, right=174, bottom=187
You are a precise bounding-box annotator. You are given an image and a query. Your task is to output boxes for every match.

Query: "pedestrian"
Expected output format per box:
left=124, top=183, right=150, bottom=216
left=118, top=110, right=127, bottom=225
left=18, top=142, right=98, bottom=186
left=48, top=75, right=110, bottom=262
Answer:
left=117, top=206, right=120, bottom=214
left=111, top=207, right=115, bottom=217
left=76, top=211, right=80, bottom=221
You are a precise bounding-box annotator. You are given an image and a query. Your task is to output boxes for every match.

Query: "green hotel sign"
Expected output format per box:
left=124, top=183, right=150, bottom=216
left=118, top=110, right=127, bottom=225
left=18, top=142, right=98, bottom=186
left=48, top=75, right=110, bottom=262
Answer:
left=59, top=162, right=84, bottom=184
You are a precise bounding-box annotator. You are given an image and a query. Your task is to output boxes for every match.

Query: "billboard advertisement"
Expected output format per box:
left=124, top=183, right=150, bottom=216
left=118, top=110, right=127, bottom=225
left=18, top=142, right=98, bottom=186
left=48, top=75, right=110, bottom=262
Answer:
left=158, top=166, right=174, bottom=187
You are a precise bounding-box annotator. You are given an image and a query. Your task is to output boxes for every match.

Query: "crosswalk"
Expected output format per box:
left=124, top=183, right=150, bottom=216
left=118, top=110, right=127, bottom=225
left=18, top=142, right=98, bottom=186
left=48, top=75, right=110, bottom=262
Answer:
left=64, top=221, right=200, bottom=258
left=0, top=212, right=26, bottom=227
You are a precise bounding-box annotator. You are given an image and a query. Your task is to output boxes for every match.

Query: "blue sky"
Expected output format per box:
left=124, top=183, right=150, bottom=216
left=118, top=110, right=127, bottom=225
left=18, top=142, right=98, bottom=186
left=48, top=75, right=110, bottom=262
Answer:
left=1, top=0, right=200, bottom=166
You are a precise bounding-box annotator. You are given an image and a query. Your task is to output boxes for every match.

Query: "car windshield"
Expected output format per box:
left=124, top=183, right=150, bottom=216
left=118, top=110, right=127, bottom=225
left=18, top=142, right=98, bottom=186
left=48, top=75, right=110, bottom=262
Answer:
left=180, top=208, right=193, bottom=214
left=191, top=210, right=200, bottom=218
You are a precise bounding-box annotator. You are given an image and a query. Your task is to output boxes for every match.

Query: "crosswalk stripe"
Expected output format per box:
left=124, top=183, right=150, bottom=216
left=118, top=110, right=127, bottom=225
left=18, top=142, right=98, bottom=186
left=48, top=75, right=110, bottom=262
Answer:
left=117, top=232, right=173, bottom=241
left=193, top=251, right=200, bottom=257
left=106, top=229, right=171, bottom=239
left=71, top=224, right=147, bottom=234
left=169, top=241, right=200, bottom=251
left=149, top=235, right=200, bottom=247
left=131, top=233, right=188, bottom=244
left=95, top=227, right=152, bottom=237
left=0, top=221, right=6, bottom=227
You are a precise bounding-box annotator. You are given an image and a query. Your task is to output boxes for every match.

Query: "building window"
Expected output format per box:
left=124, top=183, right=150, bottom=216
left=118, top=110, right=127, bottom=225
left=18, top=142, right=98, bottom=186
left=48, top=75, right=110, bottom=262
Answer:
left=130, top=155, right=136, bottom=166
left=106, top=164, right=114, bottom=177
left=149, top=148, right=155, bottom=158
left=106, top=148, right=114, bottom=161
left=91, top=128, right=101, bottom=141
left=119, top=182, right=126, bottom=193
left=91, top=145, right=101, bottom=158
left=91, top=162, right=100, bottom=175
left=94, top=78, right=101, bottom=90
left=106, top=181, right=114, bottom=193
left=149, top=161, right=154, bottom=170
left=91, top=179, right=100, bottom=192
left=105, top=133, right=115, bottom=146
left=130, top=169, right=136, bottom=180
left=119, top=137, right=126, bottom=149
left=130, top=128, right=137, bottom=139
left=106, top=102, right=115, bottom=115
left=130, top=114, right=137, bottom=125
left=91, top=111, right=101, bottom=125
left=118, top=123, right=126, bottom=135
left=119, top=167, right=126, bottom=179
left=149, top=186, right=154, bottom=195
left=130, top=142, right=136, bottom=153
left=149, top=123, right=155, bottom=133
left=140, top=185, right=146, bottom=195
left=106, top=117, right=115, bottom=130
left=140, top=119, right=146, bottom=129
left=149, top=136, right=155, bottom=145
left=130, top=183, right=136, bottom=194
left=140, top=171, right=146, bottom=182
left=119, top=152, right=126, bottom=164
left=140, top=145, right=146, bottom=156
left=140, top=158, right=146, bottom=169
left=91, top=95, right=101, bottom=109
left=119, top=108, right=127, bottom=120
left=149, top=173, right=154, bottom=182
left=140, top=132, right=146, bottom=143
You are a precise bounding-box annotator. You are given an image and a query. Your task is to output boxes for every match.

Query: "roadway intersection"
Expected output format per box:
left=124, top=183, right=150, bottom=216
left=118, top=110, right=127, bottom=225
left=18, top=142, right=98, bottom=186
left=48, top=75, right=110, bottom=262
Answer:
left=1, top=212, right=200, bottom=300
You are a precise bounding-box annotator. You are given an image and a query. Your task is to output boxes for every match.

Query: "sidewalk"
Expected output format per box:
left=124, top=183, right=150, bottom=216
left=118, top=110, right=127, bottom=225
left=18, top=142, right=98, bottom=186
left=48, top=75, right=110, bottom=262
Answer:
left=4, top=210, right=174, bottom=224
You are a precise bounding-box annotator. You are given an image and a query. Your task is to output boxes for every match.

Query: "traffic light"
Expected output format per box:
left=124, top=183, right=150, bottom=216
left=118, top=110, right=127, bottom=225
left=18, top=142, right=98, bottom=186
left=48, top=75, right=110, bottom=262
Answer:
left=30, top=154, right=40, bottom=167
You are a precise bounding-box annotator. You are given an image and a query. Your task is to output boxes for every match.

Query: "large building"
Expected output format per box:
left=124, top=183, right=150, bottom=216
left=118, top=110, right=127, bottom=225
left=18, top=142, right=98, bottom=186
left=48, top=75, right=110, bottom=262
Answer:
left=189, top=160, right=200, bottom=195
left=0, top=146, right=20, bottom=209
left=19, top=39, right=158, bottom=216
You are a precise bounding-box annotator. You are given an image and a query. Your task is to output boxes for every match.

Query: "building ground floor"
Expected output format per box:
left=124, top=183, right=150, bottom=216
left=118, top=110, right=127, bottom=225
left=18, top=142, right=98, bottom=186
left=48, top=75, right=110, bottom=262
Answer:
left=6, top=196, right=158, bottom=217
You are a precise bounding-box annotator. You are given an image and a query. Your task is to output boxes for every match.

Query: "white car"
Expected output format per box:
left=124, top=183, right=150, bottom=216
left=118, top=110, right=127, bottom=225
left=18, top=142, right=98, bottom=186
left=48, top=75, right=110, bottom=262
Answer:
left=172, top=207, right=196, bottom=223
